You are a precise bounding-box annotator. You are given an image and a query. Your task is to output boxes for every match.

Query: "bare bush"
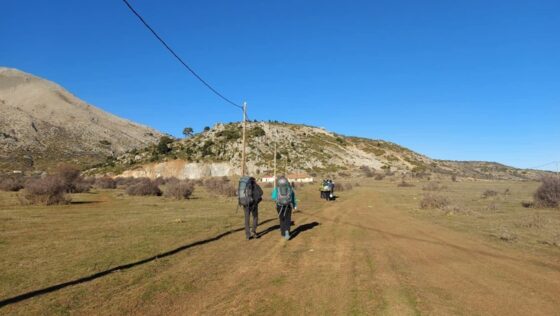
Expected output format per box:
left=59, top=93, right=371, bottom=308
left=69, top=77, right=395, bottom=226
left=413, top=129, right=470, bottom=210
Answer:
left=336, top=183, right=353, bottom=192
left=95, top=177, right=117, bottom=189
left=55, top=164, right=82, bottom=192
left=397, top=179, right=415, bottom=187
left=126, top=179, right=162, bottom=196
left=203, top=177, right=236, bottom=197
left=422, top=182, right=445, bottom=191
left=360, top=166, right=374, bottom=177
left=374, top=174, right=385, bottom=181
left=22, top=176, right=70, bottom=205
left=420, top=194, right=450, bottom=209
left=533, top=176, right=560, bottom=208
left=153, top=177, right=167, bottom=187
left=481, top=189, right=499, bottom=199
left=0, top=175, right=24, bottom=192
left=73, top=181, right=92, bottom=193
left=115, top=177, right=147, bottom=188
left=164, top=180, right=195, bottom=199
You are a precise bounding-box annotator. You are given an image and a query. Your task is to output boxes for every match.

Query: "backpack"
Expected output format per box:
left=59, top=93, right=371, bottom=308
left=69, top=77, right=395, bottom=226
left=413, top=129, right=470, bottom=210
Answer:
left=276, top=176, right=293, bottom=206
left=238, top=176, right=255, bottom=206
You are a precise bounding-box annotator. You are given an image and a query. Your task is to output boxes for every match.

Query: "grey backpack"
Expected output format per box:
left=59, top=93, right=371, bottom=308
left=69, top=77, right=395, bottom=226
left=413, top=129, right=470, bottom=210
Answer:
left=276, top=176, right=293, bottom=206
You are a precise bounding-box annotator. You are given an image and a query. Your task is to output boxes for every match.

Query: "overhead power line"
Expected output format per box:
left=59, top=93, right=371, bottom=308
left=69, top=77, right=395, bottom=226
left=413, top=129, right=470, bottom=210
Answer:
left=122, top=0, right=243, bottom=110
left=527, top=161, right=560, bottom=170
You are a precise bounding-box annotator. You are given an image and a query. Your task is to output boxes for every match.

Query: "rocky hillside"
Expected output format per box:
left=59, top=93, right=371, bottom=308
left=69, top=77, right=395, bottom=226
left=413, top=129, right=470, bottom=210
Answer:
left=0, top=67, right=163, bottom=171
left=97, top=121, right=545, bottom=180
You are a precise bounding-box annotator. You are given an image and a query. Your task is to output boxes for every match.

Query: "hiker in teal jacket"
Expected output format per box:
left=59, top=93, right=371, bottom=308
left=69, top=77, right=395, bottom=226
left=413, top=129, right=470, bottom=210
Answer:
left=271, top=176, right=297, bottom=240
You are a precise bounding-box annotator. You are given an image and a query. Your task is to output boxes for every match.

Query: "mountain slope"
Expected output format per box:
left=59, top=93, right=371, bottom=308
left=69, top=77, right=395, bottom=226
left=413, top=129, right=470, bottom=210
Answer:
left=103, top=122, right=545, bottom=180
left=0, top=67, right=163, bottom=171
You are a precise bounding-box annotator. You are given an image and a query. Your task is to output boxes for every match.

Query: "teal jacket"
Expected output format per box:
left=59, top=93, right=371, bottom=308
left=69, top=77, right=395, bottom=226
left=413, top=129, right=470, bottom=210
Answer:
left=271, top=187, right=297, bottom=208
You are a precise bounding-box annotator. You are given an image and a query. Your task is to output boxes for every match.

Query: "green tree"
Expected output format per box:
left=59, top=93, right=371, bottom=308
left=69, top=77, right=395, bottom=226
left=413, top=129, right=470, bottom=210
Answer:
left=203, top=126, right=210, bottom=132
left=157, top=136, right=174, bottom=154
left=182, top=127, right=194, bottom=138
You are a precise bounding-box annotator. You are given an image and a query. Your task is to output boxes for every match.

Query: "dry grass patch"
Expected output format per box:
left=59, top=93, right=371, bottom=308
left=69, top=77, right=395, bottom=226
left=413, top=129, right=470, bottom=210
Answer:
left=420, top=194, right=450, bottom=209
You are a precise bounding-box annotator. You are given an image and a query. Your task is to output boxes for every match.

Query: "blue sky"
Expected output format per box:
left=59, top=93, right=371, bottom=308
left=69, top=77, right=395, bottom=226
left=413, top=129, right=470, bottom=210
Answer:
left=2, top=0, right=558, bottom=170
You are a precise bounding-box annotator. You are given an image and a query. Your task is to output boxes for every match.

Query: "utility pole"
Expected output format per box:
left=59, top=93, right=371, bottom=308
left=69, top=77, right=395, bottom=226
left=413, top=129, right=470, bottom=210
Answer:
left=241, top=101, right=247, bottom=176
left=273, top=142, right=277, bottom=189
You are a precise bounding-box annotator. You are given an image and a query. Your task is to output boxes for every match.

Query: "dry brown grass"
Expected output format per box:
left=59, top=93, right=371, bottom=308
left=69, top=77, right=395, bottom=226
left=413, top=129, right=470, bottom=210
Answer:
left=420, top=194, right=450, bottom=209
left=422, top=182, right=446, bottom=191
left=482, top=189, right=499, bottom=198
left=397, top=179, right=415, bottom=187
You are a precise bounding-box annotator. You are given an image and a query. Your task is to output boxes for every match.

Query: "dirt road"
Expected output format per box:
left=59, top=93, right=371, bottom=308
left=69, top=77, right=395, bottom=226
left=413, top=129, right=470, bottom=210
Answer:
left=123, top=187, right=560, bottom=315
left=3, top=185, right=560, bottom=315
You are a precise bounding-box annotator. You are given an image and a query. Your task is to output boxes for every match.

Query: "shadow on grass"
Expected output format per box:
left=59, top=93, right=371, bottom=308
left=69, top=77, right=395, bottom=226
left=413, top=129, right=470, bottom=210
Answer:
left=290, top=222, right=320, bottom=240
left=256, top=221, right=320, bottom=240
left=0, top=218, right=275, bottom=308
left=69, top=201, right=103, bottom=205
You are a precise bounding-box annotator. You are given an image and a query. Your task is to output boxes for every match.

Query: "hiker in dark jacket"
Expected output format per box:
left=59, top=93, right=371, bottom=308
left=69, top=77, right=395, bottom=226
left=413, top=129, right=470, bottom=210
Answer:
left=239, top=177, right=263, bottom=240
left=271, top=176, right=297, bottom=240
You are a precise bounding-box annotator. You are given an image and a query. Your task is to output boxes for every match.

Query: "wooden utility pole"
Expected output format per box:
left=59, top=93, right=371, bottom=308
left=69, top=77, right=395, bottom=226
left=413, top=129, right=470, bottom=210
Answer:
left=241, top=101, right=247, bottom=176
left=273, top=142, right=277, bottom=188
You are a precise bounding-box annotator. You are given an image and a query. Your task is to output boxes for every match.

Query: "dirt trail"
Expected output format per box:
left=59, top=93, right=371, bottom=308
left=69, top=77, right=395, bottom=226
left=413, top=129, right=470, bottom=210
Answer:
left=114, top=187, right=559, bottom=315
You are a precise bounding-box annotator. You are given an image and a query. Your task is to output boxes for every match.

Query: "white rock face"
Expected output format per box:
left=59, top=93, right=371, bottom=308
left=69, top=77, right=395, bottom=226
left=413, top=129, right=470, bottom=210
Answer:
left=120, top=160, right=233, bottom=179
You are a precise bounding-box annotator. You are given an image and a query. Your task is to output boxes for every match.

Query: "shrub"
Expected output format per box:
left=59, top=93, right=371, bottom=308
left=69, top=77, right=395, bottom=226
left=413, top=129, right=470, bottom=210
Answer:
left=420, top=194, right=450, bottom=209
left=153, top=177, right=167, bottom=187
left=481, top=189, right=499, bottom=199
left=126, top=179, right=162, bottom=196
left=55, top=164, right=82, bottom=192
left=73, top=181, right=92, bottom=193
left=360, top=166, right=374, bottom=177
left=203, top=177, right=236, bottom=197
left=22, top=176, right=70, bottom=205
left=451, top=174, right=457, bottom=182
left=95, top=177, right=117, bottom=189
left=157, top=136, right=174, bottom=154
left=397, top=180, right=415, bottom=187
left=374, top=174, right=385, bottom=181
left=164, top=180, right=195, bottom=199
left=422, top=182, right=445, bottom=191
left=0, top=176, right=24, bottom=191
left=115, top=177, right=147, bottom=188
left=533, top=176, right=560, bottom=208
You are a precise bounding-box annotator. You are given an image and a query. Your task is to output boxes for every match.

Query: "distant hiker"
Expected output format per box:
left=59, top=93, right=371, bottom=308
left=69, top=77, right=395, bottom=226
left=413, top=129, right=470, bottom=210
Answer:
left=271, top=176, right=297, bottom=240
left=238, top=176, right=263, bottom=240
left=320, top=179, right=334, bottom=201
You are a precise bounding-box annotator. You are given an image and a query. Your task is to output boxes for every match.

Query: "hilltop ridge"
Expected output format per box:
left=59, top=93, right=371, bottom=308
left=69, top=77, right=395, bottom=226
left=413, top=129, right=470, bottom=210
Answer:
left=0, top=67, right=163, bottom=171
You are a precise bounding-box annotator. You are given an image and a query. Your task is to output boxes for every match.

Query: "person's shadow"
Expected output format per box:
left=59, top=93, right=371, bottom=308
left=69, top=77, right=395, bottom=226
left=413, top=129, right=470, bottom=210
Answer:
left=257, top=221, right=320, bottom=240
left=289, top=222, right=319, bottom=239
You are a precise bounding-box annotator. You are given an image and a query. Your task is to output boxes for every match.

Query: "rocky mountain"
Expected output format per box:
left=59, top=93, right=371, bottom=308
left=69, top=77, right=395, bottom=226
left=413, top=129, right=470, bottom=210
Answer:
left=0, top=67, right=163, bottom=171
left=99, top=121, right=546, bottom=181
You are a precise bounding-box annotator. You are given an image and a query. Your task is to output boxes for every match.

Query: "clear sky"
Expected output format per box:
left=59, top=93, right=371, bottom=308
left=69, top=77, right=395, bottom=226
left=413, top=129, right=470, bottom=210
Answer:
left=2, top=0, right=559, bottom=170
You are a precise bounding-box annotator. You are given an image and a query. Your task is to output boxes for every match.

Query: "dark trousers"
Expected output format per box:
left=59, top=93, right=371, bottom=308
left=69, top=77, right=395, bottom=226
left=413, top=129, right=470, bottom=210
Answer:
left=244, top=204, right=258, bottom=239
left=276, top=205, right=292, bottom=236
